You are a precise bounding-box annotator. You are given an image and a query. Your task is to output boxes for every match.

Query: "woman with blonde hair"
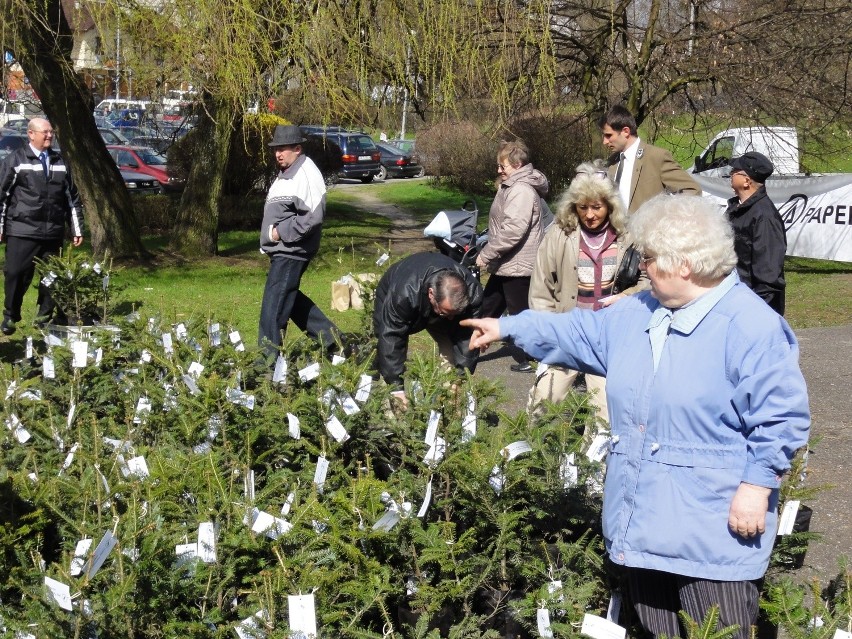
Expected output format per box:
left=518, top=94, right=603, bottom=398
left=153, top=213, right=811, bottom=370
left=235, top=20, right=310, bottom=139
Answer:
left=528, top=159, right=645, bottom=423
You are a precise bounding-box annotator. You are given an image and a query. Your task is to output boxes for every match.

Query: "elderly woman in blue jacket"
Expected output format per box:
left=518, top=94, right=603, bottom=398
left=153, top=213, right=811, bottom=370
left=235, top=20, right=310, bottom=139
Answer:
left=462, top=194, right=810, bottom=639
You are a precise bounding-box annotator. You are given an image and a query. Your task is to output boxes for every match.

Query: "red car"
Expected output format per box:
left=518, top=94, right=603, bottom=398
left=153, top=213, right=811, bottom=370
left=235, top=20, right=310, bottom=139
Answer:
left=106, top=145, right=185, bottom=192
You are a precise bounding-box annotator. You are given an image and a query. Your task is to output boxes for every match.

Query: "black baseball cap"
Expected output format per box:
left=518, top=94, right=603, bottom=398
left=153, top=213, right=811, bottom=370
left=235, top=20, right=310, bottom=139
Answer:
left=729, top=152, right=774, bottom=182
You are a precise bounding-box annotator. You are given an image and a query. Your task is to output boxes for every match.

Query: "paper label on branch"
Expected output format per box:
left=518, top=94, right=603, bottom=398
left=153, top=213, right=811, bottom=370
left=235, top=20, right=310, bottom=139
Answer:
left=777, top=499, right=801, bottom=536
left=235, top=609, right=268, bottom=639
left=41, top=270, right=57, bottom=287
left=501, top=440, right=532, bottom=461
left=245, top=470, right=255, bottom=502
left=325, top=415, right=350, bottom=443
left=25, top=336, right=33, bottom=359
left=537, top=608, right=554, bottom=638
left=227, top=387, right=256, bottom=410
left=580, top=613, right=626, bottom=639
left=417, top=477, right=433, bottom=518
left=461, top=414, right=476, bottom=443
left=273, top=355, right=288, bottom=383
left=198, top=522, right=217, bottom=563
left=281, top=491, right=295, bottom=516
left=69, top=538, right=93, bottom=576
left=560, top=453, right=579, bottom=488
left=288, top=593, right=318, bottom=638
left=373, top=509, right=401, bottom=532
left=43, top=355, right=56, bottom=378
left=287, top=413, right=301, bottom=439
left=72, top=340, right=88, bottom=368
left=209, top=322, right=221, bottom=346
left=122, top=455, right=150, bottom=479
left=833, top=630, right=852, bottom=639
left=606, top=590, right=622, bottom=624
left=182, top=374, right=201, bottom=395
left=162, top=332, right=174, bottom=354
left=337, top=392, right=359, bottom=415
left=5, top=414, right=31, bottom=444
left=376, top=252, right=390, bottom=266
left=140, top=349, right=152, bottom=363
left=84, top=530, right=118, bottom=578
left=60, top=442, right=80, bottom=473
left=45, top=333, right=63, bottom=347
left=355, top=374, right=373, bottom=403
left=331, top=354, right=346, bottom=366
left=321, top=389, right=336, bottom=407
left=586, top=434, right=611, bottom=463
left=489, top=466, right=505, bottom=494
left=175, top=323, right=188, bottom=341
left=548, top=579, right=563, bottom=599
left=20, top=389, right=42, bottom=401
left=134, top=397, right=153, bottom=423
left=298, top=362, right=321, bottom=382
left=95, top=347, right=103, bottom=365
left=425, top=410, right=441, bottom=446
left=187, top=361, right=205, bottom=378
left=44, top=576, right=73, bottom=611
left=423, top=436, right=446, bottom=466
left=5, top=381, right=16, bottom=399
left=313, top=456, right=329, bottom=493
left=175, top=542, right=198, bottom=567
left=229, top=330, right=245, bottom=351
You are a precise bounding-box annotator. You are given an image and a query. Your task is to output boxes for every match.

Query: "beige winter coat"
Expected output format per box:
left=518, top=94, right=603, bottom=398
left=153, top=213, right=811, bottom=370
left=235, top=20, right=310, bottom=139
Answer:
left=479, top=164, right=549, bottom=278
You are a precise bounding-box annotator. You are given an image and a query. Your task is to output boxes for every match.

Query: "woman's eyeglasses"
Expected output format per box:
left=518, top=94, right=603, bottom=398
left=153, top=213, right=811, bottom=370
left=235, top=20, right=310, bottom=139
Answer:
left=639, top=252, right=657, bottom=265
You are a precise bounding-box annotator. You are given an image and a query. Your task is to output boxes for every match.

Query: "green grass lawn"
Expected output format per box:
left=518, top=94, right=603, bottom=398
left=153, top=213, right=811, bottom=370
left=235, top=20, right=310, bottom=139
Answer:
left=1, top=180, right=850, bottom=359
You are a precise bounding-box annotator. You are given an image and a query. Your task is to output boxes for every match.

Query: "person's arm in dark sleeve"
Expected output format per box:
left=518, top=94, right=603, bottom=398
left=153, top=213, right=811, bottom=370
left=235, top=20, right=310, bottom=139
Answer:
left=375, top=297, right=414, bottom=389
left=0, top=156, right=17, bottom=240
left=749, top=211, right=786, bottom=306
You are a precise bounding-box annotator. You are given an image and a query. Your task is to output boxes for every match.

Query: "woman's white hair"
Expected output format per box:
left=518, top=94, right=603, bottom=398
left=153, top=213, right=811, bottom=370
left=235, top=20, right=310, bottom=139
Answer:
left=553, top=160, right=626, bottom=235
left=627, top=194, right=738, bottom=280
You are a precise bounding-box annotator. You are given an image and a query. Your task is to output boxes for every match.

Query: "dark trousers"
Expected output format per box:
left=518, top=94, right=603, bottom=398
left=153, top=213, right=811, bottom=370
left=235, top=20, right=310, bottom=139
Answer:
left=625, top=567, right=761, bottom=639
left=258, top=254, right=338, bottom=357
left=3, top=236, right=63, bottom=323
left=481, top=274, right=531, bottom=364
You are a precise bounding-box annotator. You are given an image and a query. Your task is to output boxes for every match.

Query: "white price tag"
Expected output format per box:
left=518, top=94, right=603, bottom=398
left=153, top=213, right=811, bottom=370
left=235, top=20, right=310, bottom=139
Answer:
left=376, top=252, right=390, bottom=266
left=833, top=630, right=852, bottom=639
left=417, top=477, right=433, bottom=518
left=338, top=392, right=359, bottom=415
left=60, top=442, right=80, bottom=473
left=372, top=509, right=401, bottom=532
left=44, top=576, right=73, bottom=611
left=537, top=608, right=554, bottom=638
left=288, top=593, right=318, bottom=638
left=83, top=530, right=118, bottom=578
left=197, top=522, right=217, bottom=563
left=69, top=538, right=93, bottom=576
left=162, top=332, right=174, bottom=354
left=175, top=323, right=188, bottom=341
left=134, top=397, right=152, bottom=423
left=489, top=465, right=504, bottom=493
left=235, top=609, right=267, bottom=639
left=355, top=374, right=373, bottom=402
left=298, top=362, right=321, bottom=382
left=209, top=322, right=221, bottom=346
left=25, top=336, right=33, bottom=359
left=501, top=440, right=532, bottom=461
left=175, top=542, right=198, bottom=567
left=586, top=433, right=611, bottom=463
left=229, top=330, right=245, bottom=351
left=287, top=413, right=301, bottom=439
left=331, top=354, right=346, bottom=366
left=187, top=361, right=205, bottom=378
left=580, top=613, right=626, bottom=639
left=43, top=355, right=56, bottom=379
left=606, top=590, right=622, bottom=624
left=6, top=414, right=31, bottom=444
left=425, top=410, right=441, bottom=446
left=123, top=455, right=150, bottom=479
left=182, top=374, right=201, bottom=395
left=777, top=499, right=801, bottom=536
left=325, top=415, right=350, bottom=443
left=72, top=340, right=88, bottom=367
left=423, top=436, right=446, bottom=466
left=313, top=456, right=329, bottom=493
left=281, top=491, right=295, bottom=516
left=272, top=354, right=287, bottom=383
left=560, top=453, right=579, bottom=488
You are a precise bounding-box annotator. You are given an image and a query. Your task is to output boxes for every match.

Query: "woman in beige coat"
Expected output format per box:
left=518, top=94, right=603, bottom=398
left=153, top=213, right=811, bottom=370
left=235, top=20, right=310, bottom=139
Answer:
left=528, top=161, right=646, bottom=425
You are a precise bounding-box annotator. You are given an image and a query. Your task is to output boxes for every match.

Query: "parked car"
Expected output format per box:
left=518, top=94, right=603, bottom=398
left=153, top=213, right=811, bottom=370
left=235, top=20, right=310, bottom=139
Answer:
left=120, top=169, right=162, bottom=195
left=107, top=144, right=185, bottom=192
left=388, top=138, right=415, bottom=154
left=300, top=127, right=381, bottom=183
left=375, top=142, right=424, bottom=180
left=2, top=119, right=30, bottom=134
left=99, top=127, right=130, bottom=145
left=128, top=135, right=173, bottom=154
left=0, top=133, right=27, bottom=160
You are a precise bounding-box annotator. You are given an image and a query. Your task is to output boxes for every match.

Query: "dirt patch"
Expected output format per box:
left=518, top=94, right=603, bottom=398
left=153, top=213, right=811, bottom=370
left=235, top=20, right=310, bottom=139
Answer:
left=342, top=190, right=435, bottom=256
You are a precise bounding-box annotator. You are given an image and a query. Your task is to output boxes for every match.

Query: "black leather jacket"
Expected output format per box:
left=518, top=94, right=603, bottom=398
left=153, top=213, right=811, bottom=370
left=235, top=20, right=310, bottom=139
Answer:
left=373, top=252, right=483, bottom=387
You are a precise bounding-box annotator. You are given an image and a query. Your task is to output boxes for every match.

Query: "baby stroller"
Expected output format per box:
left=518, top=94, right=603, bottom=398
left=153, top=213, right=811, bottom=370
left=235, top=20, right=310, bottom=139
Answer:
left=423, top=199, right=488, bottom=277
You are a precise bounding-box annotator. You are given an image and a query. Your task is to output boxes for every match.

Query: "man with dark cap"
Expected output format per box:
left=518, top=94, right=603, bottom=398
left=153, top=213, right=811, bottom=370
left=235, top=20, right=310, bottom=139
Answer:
left=725, top=151, right=787, bottom=314
left=258, top=124, right=340, bottom=356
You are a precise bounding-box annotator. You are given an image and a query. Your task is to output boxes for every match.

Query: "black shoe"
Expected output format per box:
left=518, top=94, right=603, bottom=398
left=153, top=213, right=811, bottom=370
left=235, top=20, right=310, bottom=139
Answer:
left=1, top=319, right=15, bottom=336
left=510, top=362, right=534, bottom=373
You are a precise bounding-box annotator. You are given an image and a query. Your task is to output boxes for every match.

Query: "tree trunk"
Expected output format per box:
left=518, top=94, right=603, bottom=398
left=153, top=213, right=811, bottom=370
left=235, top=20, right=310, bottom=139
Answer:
left=170, top=93, right=236, bottom=256
left=5, top=0, right=147, bottom=259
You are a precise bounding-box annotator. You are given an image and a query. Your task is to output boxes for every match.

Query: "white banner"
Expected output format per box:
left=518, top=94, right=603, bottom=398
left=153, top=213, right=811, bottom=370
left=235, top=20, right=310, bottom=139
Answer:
left=694, top=174, right=852, bottom=262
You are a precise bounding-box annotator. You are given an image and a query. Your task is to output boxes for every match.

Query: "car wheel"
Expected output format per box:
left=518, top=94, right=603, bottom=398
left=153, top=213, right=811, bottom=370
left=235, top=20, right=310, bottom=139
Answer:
left=359, top=176, right=374, bottom=184
left=415, top=167, right=425, bottom=178
left=376, top=166, right=387, bottom=181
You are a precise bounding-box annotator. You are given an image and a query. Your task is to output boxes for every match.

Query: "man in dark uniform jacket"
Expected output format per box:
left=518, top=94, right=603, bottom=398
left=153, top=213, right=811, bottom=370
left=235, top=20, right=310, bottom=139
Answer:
left=725, top=151, right=786, bottom=314
left=373, top=252, right=483, bottom=406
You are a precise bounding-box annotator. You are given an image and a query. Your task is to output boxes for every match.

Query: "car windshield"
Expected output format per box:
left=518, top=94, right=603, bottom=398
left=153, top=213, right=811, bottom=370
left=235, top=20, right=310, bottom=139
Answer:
left=136, top=148, right=168, bottom=165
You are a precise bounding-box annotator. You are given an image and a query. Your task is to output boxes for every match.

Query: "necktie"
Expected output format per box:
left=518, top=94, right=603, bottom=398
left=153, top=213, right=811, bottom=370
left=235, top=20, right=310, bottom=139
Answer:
left=614, top=152, right=625, bottom=185
left=39, top=151, right=49, bottom=179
